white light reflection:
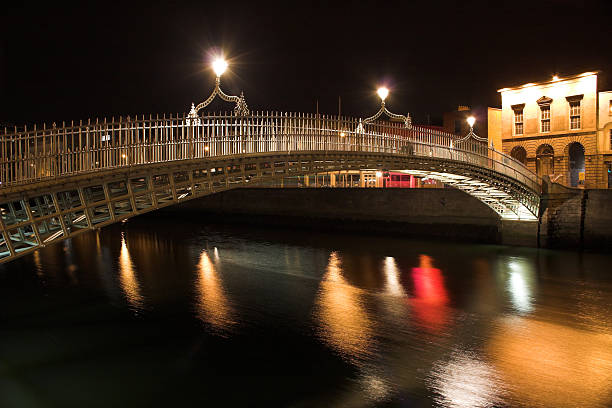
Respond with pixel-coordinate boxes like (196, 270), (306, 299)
(507, 259), (533, 314)
(119, 234), (144, 311)
(196, 250), (235, 335)
(429, 349), (504, 408)
(383, 256), (405, 297)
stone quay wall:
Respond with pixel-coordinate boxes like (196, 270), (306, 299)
(160, 187), (611, 250)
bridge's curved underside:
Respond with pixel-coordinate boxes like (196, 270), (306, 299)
(0, 150), (540, 263)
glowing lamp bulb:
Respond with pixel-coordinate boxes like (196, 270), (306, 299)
(212, 58), (228, 77)
(552, 75), (560, 81)
(467, 116), (476, 128)
(375, 171), (383, 178)
(377, 87), (389, 101)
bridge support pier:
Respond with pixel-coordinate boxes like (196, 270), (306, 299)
(499, 219), (539, 247)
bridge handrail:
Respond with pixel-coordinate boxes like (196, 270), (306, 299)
(0, 112), (540, 193)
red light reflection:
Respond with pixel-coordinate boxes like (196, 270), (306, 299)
(410, 254), (449, 333)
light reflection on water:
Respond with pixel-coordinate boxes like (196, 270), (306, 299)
(428, 348), (504, 408)
(118, 233), (144, 311)
(313, 251), (374, 362)
(506, 257), (535, 314)
(410, 254), (450, 334)
(195, 249), (235, 335)
(488, 316), (612, 407)
(3, 219), (612, 407)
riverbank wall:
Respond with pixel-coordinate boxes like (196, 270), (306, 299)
(159, 186), (612, 250)
(160, 188), (535, 246)
(540, 184), (612, 251)
(162, 184), (612, 251)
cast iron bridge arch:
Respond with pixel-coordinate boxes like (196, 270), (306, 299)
(0, 112), (541, 263)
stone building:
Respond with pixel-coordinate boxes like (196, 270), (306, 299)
(495, 72), (611, 188)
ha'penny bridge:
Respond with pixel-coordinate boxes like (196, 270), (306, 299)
(0, 62), (541, 263)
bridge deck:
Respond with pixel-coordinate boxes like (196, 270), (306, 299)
(0, 112), (541, 263)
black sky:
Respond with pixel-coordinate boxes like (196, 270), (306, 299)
(2, 0), (611, 127)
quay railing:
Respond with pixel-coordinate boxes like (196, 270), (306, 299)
(0, 112), (540, 193)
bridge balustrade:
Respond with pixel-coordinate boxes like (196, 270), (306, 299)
(0, 112), (539, 194)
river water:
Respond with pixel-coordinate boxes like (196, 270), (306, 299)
(2, 215), (612, 407)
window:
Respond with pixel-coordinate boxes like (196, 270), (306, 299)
(541, 106), (550, 132)
(569, 101), (581, 129)
(514, 109), (524, 135)
(609, 100), (612, 116)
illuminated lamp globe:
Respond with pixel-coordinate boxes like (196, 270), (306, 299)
(212, 58), (228, 77)
(377, 87), (389, 102)
(467, 116), (476, 128)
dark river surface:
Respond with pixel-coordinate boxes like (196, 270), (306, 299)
(2, 215), (612, 407)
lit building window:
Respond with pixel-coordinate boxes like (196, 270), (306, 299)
(569, 101), (581, 129)
(541, 106), (550, 132)
(514, 109), (524, 135)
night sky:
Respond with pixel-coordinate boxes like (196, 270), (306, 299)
(2, 1), (610, 127)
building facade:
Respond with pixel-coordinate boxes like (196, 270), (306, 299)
(496, 72), (611, 188)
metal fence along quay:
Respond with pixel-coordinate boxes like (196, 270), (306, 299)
(0, 111), (541, 263)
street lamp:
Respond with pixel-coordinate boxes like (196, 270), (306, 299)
(212, 57), (228, 77)
(456, 115), (488, 144)
(377, 87), (389, 102)
(361, 85), (412, 129)
(467, 116), (475, 130)
(187, 54), (250, 119)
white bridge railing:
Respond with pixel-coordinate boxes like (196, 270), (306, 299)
(0, 112), (540, 193)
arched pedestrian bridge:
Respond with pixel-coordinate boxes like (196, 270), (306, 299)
(0, 112), (540, 263)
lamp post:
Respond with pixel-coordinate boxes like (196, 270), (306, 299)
(188, 55), (250, 120)
(467, 116), (475, 131)
(361, 86), (412, 128)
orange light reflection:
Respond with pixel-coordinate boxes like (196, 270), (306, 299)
(119, 235), (144, 310)
(196, 250), (235, 334)
(314, 252), (373, 361)
(488, 317), (612, 407)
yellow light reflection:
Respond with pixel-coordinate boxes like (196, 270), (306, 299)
(488, 317), (612, 407)
(314, 252), (373, 361)
(119, 235), (144, 310)
(196, 250), (234, 333)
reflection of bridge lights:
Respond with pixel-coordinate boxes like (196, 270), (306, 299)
(509, 272), (532, 313)
(506, 259), (533, 314)
(377, 87), (389, 101)
(411, 254), (449, 332)
(212, 57), (228, 77)
(487, 317), (612, 407)
(384, 256), (405, 297)
(196, 250), (234, 333)
(119, 234), (144, 311)
(428, 349), (503, 408)
(314, 252), (373, 361)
